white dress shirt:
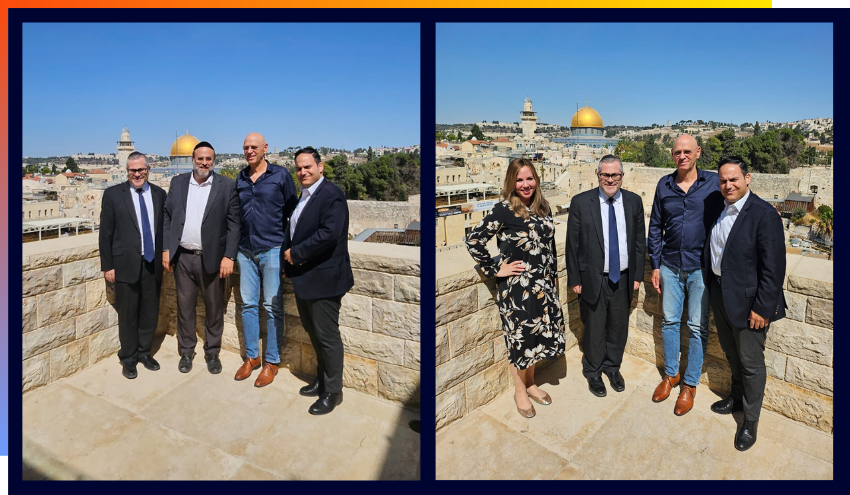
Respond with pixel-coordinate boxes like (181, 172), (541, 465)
(180, 173), (214, 251)
(599, 188), (629, 274)
(710, 189), (751, 276)
(290, 175), (324, 239)
(130, 181), (155, 257)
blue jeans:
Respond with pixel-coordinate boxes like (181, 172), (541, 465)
(238, 247), (283, 363)
(659, 263), (709, 387)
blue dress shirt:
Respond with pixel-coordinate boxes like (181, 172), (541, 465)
(647, 167), (719, 272)
(236, 161), (298, 254)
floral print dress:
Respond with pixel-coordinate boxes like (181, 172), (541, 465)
(465, 200), (565, 369)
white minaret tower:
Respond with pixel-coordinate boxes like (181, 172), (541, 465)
(117, 127), (135, 168)
(520, 97), (538, 139)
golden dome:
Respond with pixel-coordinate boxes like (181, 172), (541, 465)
(570, 103), (603, 129)
(169, 131), (200, 156)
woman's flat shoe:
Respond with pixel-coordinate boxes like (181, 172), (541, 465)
(528, 391), (552, 405)
(515, 396), (536, 418)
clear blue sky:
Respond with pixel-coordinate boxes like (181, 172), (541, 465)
(23, 23), (420, 157)
(437, 23), (832, 127)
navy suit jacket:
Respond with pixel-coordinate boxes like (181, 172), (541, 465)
(703, 191), (787, 329)
(566, 188), (646, 305)
(163, 172), (241, 274)
(282, 178), (354, 300)
(99, 181), (166, 284)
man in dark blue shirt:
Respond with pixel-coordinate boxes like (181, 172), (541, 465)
(648, 134), (720, 416)
(233, 132), (298, 388)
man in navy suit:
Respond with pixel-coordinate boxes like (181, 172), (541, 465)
(163, 141), (240, 374)
(99, 152), (166, 379)
(282, 147), (354, 415)
(704, 157), (787, 452)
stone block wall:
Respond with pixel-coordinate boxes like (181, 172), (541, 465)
(348, 199), (421, 237)
(435, 242), (832, 433)
(435, 239), (582, 430)
(22, 236), (421, 408)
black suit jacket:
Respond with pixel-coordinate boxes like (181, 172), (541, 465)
(281, 178), (354, 300)
(163, 172), (241, 274)
(703, 191), (787, 329)
(99, 181), (166, 284)
(566, 188), (646, 305)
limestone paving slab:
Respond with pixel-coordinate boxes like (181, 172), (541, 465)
(436, 410), (569, 480)
(23, 334), (420, 480)
(23, 383), (137, 464)
(437, 346), (833, 480)
(60, 417), (245, 480)
(63, 344), (194, 413)
(478, 347), (658, 461)
(229, 462), (288, 480)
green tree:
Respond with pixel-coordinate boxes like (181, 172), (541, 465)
(436, 131), (444, 141)
(800, 146), (817, 166)
(641, 138), (665, 167)
(470, 124), (486, 141)
(366, 146), (374, 162)
(447, 133), (457, 142)
(219, 167), (238, 180)
(51, 164), (57, 175)
(753, 122), (761, 136)
(40, 166), (51, 175)
(326, 155), (349, 196)
(65, 157), (80, 173)
(457, 131), (464, 142)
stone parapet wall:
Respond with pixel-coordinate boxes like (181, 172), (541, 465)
(435, 230), (832, 433)
(557, 163), (833, 214)
(22, 235), (421, 408)
(348, 199), (421, 237)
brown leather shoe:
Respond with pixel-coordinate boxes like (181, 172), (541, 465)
(234, 356), (261, 381)
(652, 372), (680, 402)
(254, 362), (279, 388)
(674, 384), (696, 416)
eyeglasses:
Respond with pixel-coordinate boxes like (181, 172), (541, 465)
(673, 149), (698, 157)
(128, 168), (149, 175)
(598, 173), (623, 181)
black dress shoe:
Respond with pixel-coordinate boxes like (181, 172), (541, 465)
(205, 353), (222, 374)
(308, 391), (343, 415)
(122, 362), (138, 379)
(710, 396), (743, 415)
(604, 371), (625, 392)
(178, 352), (196, 373)
(139, 355), (160, 371)
(587, 376), (607, 397)
(299, 378), (323, 397)
(735, 420), (759, 451)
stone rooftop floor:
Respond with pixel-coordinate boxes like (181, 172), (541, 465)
(436, 346), (832, 480)
(23, 334), (420, 480)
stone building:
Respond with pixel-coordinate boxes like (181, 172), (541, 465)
(116, 127), (134, 169)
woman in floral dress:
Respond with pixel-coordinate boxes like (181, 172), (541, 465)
(465, 158), (565, 418)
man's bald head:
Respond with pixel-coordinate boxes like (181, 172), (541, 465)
(671, 133), (701, 172)
(243, 132), (269, 168)
(673, 134), (698, 150)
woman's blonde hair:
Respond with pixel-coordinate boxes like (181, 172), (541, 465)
(501, 158), (550, 219)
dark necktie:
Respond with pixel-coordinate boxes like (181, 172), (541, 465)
(137, 188), (154, 263)
(608, 197), (620, 283)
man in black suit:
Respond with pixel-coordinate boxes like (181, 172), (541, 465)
(282, 147), (354, 415)
(99, 152), (166, 379)
(163, 141), (241, 374)
(566, 155), (646, 397)
(704, 157), (786, 451)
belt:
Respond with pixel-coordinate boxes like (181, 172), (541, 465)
(179, 246), (203, 255)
